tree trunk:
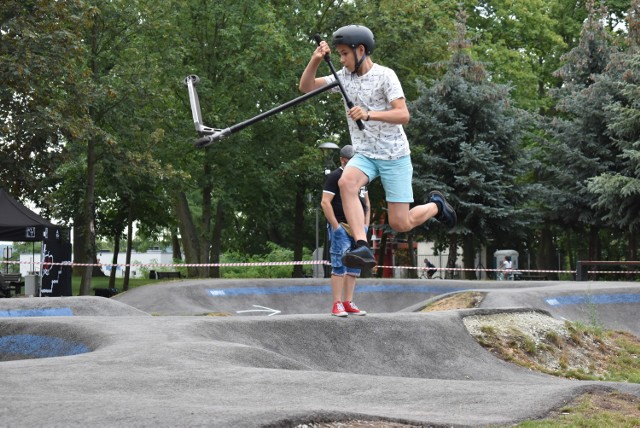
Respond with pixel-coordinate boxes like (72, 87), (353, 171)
(210, 202), (225, 278)
(446, 234), (458, 279)
(537, 223), (558, 280)
(462, 233), (476, 280)
(566, 230), (575, 275)
(79, 137), (97, 296)
(586, 226), (600, 280)
(588, 226), (600, 261)
(200, 183), (213, 278)
(171, 230), (182, 261)
(108, 232), (121, 290)
(629, 231), (638, 280)
(629, 232), (638, 260)
(292, 188), (305, 278)
(175, 191), (201, 277)
(123, 204), (133, 291)
(72, 221), (84, 278)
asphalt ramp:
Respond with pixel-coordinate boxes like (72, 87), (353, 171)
(0, 279), (639, 427)
(476, 282), (640, 335)
(112, 277), (525, 316)
(0, 295), (149, 317)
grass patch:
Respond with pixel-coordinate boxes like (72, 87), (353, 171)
(466, 314), (640, 384)
(511, 390), (640, 427)
(421, 291), (486, 312)
(71, 276), (157, 296)
(458, 313), (640, 428)
(285, 391), (640, 427)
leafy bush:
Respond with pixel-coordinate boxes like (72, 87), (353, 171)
(220, 242), (313, 278)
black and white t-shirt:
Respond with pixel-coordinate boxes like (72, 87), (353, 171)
(324, 63), (410, 160)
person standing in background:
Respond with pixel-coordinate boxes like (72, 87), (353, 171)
(321, 145), (369, 317)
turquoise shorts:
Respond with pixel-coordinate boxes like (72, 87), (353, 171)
(346, 154), (414, 203)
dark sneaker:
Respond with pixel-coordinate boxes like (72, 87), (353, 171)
(342, 301), (367, 316)
(342, 245), (376, 270)
(429, 190), (457, 228)
(360, 266), (373, 278)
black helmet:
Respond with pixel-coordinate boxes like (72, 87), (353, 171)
(332, 25), (375, 55)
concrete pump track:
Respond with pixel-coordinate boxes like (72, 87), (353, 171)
(1, 278), (639, 427)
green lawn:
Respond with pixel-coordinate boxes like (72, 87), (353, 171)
(71, 276), (157, 296)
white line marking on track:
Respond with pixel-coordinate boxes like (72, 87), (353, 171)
(236, 305), (281, 316)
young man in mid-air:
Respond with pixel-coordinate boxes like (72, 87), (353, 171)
(300, 25), (457, 269)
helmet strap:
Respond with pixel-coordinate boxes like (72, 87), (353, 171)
(353, 47), (367, 74)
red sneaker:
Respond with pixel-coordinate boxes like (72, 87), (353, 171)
(342, 301), (367, 316)
(331, 301), (348, 317)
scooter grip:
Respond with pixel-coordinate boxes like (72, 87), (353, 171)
(194, 135), (215, 148)
(346, 101), (366, 131)
(313, 34), (332, 62)
(314, 34), (365, 131)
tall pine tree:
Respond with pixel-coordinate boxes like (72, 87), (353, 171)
(539, 0), (622, 266)
(408, 9), (530, 279)
(588, 0), (640, 258)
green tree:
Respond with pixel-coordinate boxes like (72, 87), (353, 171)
(587, 0), (640, 258)
(7, 0), (637, 282)
(363, 0), (458, 100)
(535, 0), (623, 272)
(174, 0), (353, 277)
(38, 0), (187, 294)
(0, 0), (88, 196)
(463, 0), (572, 112)
(409, 9), (531, 279)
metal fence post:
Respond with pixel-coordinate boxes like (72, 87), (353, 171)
(576, 261), (587, 281)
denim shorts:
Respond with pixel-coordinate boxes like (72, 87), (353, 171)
(328, 224), (363, 277)
(346, 154), (414, 203)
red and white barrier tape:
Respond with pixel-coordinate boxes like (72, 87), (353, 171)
(1, 260), (321, 268)
(2, 260), (639, 275)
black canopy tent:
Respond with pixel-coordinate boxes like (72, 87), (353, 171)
(0, 188), (72, 296)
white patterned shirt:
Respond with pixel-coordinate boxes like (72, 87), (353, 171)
(323, 63), (410, 160)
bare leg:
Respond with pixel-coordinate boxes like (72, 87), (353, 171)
(342, 274), (357, 302)
(338, 166), (369, 242)
(341, 274), (367, 315)
(387, 202), (439, 232)
(331, 274), (344, 302)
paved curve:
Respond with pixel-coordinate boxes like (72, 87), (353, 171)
(0, 278), (638, 427)
(110, 278), (543, 316)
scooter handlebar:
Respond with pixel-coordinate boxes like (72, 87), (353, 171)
(194, 128), (231, 148)
(313, 34), (331, 61)
(313, 34), (365, 131)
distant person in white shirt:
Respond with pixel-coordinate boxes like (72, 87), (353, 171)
(499, 256), (513, 280)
